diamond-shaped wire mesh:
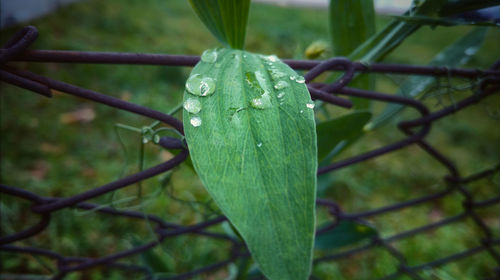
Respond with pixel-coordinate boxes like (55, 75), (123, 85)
(1, 26), (500, 280)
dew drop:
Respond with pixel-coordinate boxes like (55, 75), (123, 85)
(266, 55), (279, 62)
(190, 116), (202, 127)
(270, 68), (286, 80)
(465, 46), (479, 56)
(185, 74), (216, 96)
(257, 142), (263, 148)
(274, 80), (289, 90)
(142, 137), (149, 144)
(306, 102), (315, 109)
(200, 80), (215, 96)
(183, 98), (202, 114)
(251, 91), (272, 109)
(300, 110), (304, 114)
(295, 76), (306, 83)
(277, 92), (285, 99)
(201, 48), (217, 63)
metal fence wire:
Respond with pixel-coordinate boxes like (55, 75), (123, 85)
(1, 26), (500, 280)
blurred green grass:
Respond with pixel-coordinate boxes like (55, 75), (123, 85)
(1, 0), (499, 279)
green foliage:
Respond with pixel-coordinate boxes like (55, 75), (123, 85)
(349, 0), (499, 64)
(369, 27), (488, 129)
(188, 0), (250, 49)
(316, 111), (372, 163)
(392, 15), (500, 27)
(329, 0), (376, 109)
(183, 48), (317, 280)
(349, 0), (445, 63)
(329, 0), (375, 57)
(131, 236), (171, 274)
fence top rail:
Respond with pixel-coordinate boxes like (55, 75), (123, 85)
(12, 49), (500, 78)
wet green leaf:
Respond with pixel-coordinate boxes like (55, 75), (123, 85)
(188, 0), (250, 49)
(315, 220), (377, 250)
(183, 48), (317, 280)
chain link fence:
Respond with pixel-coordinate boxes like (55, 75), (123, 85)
(1, 26), (500, 280)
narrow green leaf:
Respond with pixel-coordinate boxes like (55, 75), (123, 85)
(368, 27), (488, 129)
(329, 0), (376, 57)
(324, 0), (446, 112)
(392, 15), (500, 27)
(329, 0), (376, 109)
(316, 111), (372, 163)
(188, 0), (250, 49)
(349, 0), (447, 63)
(315, 220), (377, 250)
(183, 49), (317, 280)
(353, 0), (499, 64)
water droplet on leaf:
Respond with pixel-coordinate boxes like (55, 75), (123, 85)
(295, 76), (306, 83)
(465, 46), (479, 56)
(270, 68), (286, 80)
(186, 74), (216, 96)
(183, 98), (202, 114)
(251, 91), (272, 109)
(306, 102), (315, 109)
(190, 116), (202, 127)
(277, 92), (285, 99)
(265, 55), (279, 62)
(257, 142), (262, 148)
(201, 48), (218, 63)
(274, 81), (289, 90)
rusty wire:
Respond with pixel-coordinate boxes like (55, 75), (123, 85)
(1, 26), (500, 280)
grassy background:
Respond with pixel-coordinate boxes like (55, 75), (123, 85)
(1, 0), (500, 279)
